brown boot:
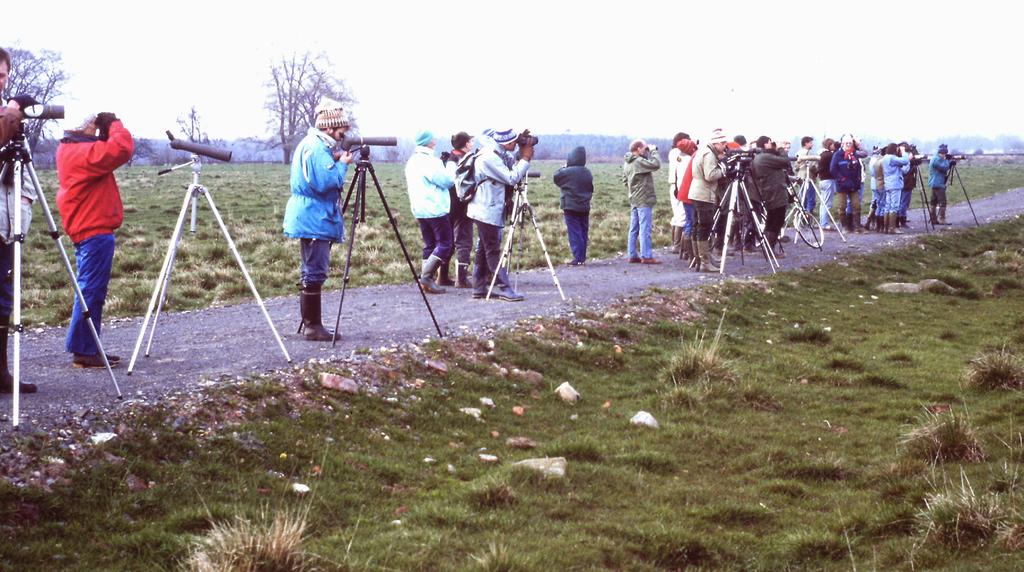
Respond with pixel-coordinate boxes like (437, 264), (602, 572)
(680, 235), (694, 262)
(670, 227), (683, 254)
(696, 240), (717, 273)
(455, 262), (471, 288)
(938, 206), (951, 225)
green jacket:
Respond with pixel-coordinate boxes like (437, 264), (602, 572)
(622, 151), (661, 208)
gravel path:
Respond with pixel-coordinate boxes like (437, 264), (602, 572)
(3, 188), (1022, 434)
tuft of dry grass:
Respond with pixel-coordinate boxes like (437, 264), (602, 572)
(185, 508), (315, 572)
(661, 311), (736, 388)
(900, 408), (986, 464)
(963, 347), (1024, 390)
(918, 470), (1007, 549)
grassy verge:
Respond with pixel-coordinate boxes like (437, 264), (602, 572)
(22, 160), (1024, 325)
(3, 215), (1024, 569)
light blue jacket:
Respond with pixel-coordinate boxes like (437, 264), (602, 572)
(881, 154), (910, 191)
(283, 128), (348, 241)
(466, 136), (530, 227)
(404, 146), (454, 219)
(928, 155), (951, 189)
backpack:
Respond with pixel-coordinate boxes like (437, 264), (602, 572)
(454, 148), (486, 204)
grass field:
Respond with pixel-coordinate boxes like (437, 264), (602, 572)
(2, 216), (1023, 570)
(22, 159), (1024, 326)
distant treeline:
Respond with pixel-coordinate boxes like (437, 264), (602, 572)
(26, 132), (1024, 168)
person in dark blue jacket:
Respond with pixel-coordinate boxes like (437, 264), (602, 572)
(282, 99), (353, 341)
(553, 146), (594, 265)
(829, 136), (864, 233)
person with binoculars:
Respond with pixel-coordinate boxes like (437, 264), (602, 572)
(622, 139), (662, 265)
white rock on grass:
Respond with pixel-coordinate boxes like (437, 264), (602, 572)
(630, 411), (660, 429)
(876, 282), (922, 294)
(513, 457), (567, 478)
(90, 433), (117, 445)
(459, 407), (482, 419)
(554, 382), (581, 404)
(478, 454), (499, 463)
(291, 483), (311, 495)
(479, 397), (496, 408)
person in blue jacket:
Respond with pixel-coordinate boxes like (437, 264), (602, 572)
(829, 135), (865, 233)
(283, 99), (353, 341)
(928, 144), (953, 225)
(880, 143), (912, 234)
(404, 129), (455, 294)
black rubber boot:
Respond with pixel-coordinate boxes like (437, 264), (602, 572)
(455, 263), (471, 289)
(0, 315), (37, 394)
(298, 285), (335, 342)
(437, 260), (455, 287)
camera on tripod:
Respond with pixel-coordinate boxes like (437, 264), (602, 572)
(722, 149), (755, 179)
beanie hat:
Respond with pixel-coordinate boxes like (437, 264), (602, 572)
(314, 99), (349, 130)
(938, 144), (948, 154)
(75, 114), (98, 133)
(451, 131), (472, 149)
(678, 139), (697, 155)
(414, 130), (434, 147)
(490, 128), (517, 145)
(733, 134), (747, 146)
(708, 128), (727, 144)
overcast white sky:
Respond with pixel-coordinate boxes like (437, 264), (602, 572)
(10, 0), (1022, 144)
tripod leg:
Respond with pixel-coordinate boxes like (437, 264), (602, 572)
(201, 190), (292, 363)
(917, 174), (933, 233)
(331, 202), (361, 346)
(128, 188), (193, 374)
(11, 163), (23, 426)
(718, 187), (736, 275)
(487, 210), (519, 301)
(526, 205), (567, 301)
(145, 204), (187, 356)
(954, 167), (980, 226)
(817, 186), (846, 243)
(367, 166), (444, 337)
(25, 164), (122, 395)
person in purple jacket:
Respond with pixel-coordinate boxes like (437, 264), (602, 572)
(829, 135), (865, 233)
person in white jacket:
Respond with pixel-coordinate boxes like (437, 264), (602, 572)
(666, 132), (691, 255)
(404, 130), (455, 294)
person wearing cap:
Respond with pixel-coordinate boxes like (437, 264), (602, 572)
(405, 130), (455, 294)
(283, 99), (353, 341)
(466, 128), (533, 302)
(928, 144), (953, 225)
(0, 47), (40, 392)
(623, 139), (662, 264)
(56, 112), (133, 370)
(689, 129), (729, 272)
(439, 131), (475, 287)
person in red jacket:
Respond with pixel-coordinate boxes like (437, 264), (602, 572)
(56, 113), (133, 368)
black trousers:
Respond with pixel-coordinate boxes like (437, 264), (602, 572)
(694, 200), (717, 241)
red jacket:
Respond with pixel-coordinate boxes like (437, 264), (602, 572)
(56, 121), (133, 243)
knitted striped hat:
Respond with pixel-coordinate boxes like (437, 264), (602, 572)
(314, 99), (349, 130)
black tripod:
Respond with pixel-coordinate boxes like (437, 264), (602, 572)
(330, 145), (443, 345)
(0, 127), (122, 427)
(947, 161), (980, 227)
(913, 164), (934, 233)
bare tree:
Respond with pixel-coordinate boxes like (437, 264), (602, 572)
(1, 47), (69, 149)
(266, 52), (356, 163)
(176, 105), (207, 143)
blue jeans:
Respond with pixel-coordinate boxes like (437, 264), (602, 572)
(682, 203), (695, 236)
(627, 206), (653, 259)
(418, 216), (453, 261)
(802, 180), (818, 213)
(300, 238), (333, 286)
(899, 189), (912, 217)
(818, 179), (836, 227)
(66, 233), (115, 356)
(885, 188), (902, 214)
(563, 210), (589, 263)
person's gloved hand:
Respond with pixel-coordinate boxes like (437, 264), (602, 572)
(519, 144), (534, 161)
(8, 95), (39, 110)
(95, 112), (118, 130)
(440, 151), (451, 163)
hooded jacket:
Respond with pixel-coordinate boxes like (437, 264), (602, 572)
(553, 146), (593, 213)
(752, 149), (792, 210)
(622, 150), (660, 208)
(56, 120), (134, 244)
(404, 145), (454, 219)
(283, 128), (349, 241)
(928, 155), (951, 189)
(688, 144), (725, 204)
(466, 136), (530, 227)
